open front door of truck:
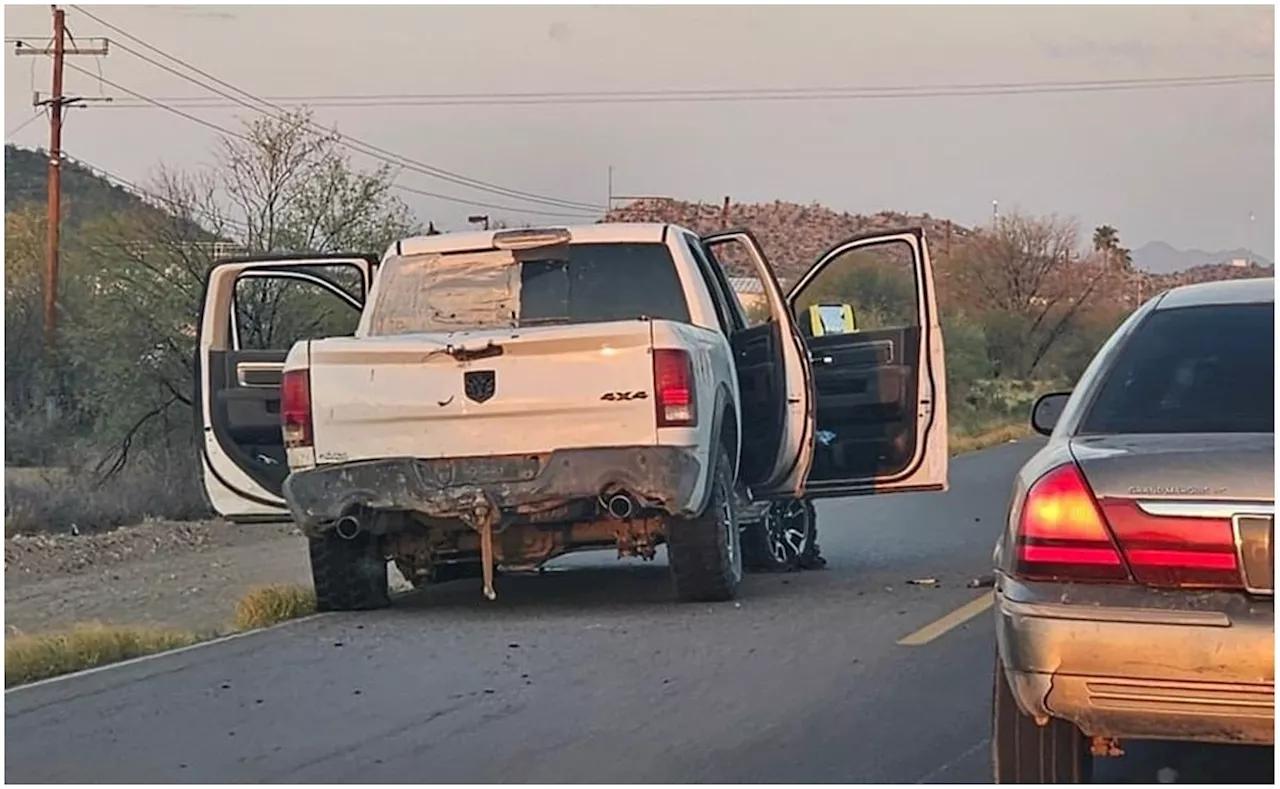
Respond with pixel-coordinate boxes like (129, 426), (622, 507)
(701, 230), (815, 500)
(787, 228), (948, 498)
(197, 254), (376, 523)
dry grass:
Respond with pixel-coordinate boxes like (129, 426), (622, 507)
(5, 585), (319, 689)
(4, 623), (205, 688)
(4, 454), (210, 536)
(232, 584), (317, 631)
(950, 422), (1032, 456)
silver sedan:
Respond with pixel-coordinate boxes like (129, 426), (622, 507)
(991, 277), (1274, 782)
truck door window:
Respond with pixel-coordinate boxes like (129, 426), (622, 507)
(683, 233), (740, 335)
(231, 264), (365, 351)
(791, 243), (919, 333)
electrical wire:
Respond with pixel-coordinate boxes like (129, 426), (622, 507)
(61, 150), (250, 231)
(6, 111), (44, 139)
(97, 72), (1276, 109)
(67, 6), (607, 212)
(52, 59), (600, 220)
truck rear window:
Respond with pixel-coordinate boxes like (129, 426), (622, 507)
(519, 243), (690, 326)
(365, 242), (690, 336)
(1080, 303), (1274, 435)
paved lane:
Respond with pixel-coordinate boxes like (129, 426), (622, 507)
(6, 441), (1272, 783)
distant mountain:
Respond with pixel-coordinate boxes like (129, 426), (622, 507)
(1132, 240), (1272, 274)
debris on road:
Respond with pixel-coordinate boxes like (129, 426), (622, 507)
(967, 574), (996, 589)
(907, 577), (938, 587)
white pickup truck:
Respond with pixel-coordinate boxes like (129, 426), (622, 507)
(197, 223), (948, 608)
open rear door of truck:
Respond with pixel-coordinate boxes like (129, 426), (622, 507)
(196, 254), (376, 523)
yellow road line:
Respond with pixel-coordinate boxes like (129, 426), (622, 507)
(897, 592), (995, 647)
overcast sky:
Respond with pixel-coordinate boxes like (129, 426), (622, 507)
(4, 4), (1274, 255)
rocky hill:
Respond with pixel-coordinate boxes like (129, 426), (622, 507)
(605, 198), (972, 282)
(606, 197), (1273, 297)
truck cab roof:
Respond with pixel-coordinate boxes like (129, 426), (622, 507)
(388, 223), (682, 259)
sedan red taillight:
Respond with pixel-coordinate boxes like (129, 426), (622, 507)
(1013, 463), (1243, 590)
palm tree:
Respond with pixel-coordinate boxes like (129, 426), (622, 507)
(1093, 225), (1121, 269)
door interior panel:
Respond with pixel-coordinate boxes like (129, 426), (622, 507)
(208, 349), (290, 492)
(806, 326), (921, 482)
(732, 322), (787, 485)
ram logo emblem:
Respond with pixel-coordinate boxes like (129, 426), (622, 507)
(464, 370), (496, 403)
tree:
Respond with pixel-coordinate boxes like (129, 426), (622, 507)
(951, 213), (1107, 378)
(34, 108), (422, 474)
(1092, 224), (1129, 272)
(1092, 224), (1119, 253)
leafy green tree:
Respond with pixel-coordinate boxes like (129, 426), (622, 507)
(12, 108), (421, 476)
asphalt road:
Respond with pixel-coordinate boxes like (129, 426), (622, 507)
(6, 440), (1273, 783)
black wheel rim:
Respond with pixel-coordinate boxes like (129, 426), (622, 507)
(767, 500), (810, 564)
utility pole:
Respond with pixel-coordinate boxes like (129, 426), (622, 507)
(13, 7), (109, 365)
(607, 165), (614, 211)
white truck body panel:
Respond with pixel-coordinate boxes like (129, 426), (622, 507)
(301, 321), (664, 464)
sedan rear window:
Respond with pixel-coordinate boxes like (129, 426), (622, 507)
(1080, 302), (1274, 435)
(365, 242), (690, 335)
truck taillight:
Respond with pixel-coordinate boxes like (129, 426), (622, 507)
(1014, 463), (1243, 589)
(281, 368), (313, 449)
(653, 348), (697, 428)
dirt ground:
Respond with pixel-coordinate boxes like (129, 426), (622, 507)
(5, 520), (320, 635)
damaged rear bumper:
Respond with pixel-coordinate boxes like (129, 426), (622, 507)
(996, 576), (1275, 746)
(282, 446), (702, 534)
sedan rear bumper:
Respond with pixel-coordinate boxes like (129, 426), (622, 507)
(995, 577), (1275, 746)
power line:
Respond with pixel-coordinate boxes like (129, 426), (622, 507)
(48, 59), (599, 220)
(65, 6), (606, 212)
(94, 72), (1274, 109)
(5, 110), (44, 138)
(63, 151), (250, 232)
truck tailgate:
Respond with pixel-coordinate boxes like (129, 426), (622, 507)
(307, 321), (658, 462)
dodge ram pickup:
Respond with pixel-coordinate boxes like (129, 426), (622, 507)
(196, 223), (949, 607)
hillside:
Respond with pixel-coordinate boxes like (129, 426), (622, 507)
(606, 198), (971, 282)
(4, 144), (194, 235)
(606, 197), (1273, 294)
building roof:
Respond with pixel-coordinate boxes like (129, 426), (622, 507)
(728, 276), (764, 294)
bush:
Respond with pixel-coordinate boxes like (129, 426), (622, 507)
(4, 451), (210, 536)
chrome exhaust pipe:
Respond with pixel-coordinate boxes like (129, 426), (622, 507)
(605, 493), (635, 520)
(334, 514), (362, 540)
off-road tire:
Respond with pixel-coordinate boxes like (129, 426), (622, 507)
(667, 445), (742, 602)
(993, 658), (1092, 783)
(309, 531), (391, 612)
(742, 499), (811, 572)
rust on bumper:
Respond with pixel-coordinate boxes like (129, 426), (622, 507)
(281, 446), (702, 534)
(995, 576), (1275, 746)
